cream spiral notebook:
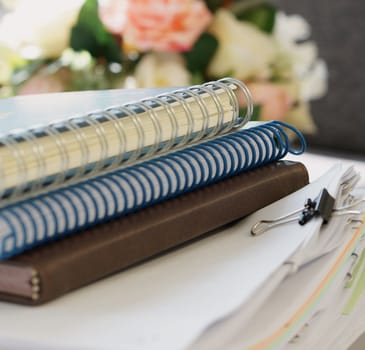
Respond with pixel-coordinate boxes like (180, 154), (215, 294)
(0, 78), (252, 202)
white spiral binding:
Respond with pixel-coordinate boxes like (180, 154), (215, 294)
(0, 77), (253, 202)
(44, 123), (71, 189)
(1, 134), (28, 197)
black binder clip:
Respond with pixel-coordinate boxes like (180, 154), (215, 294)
(298, 188), (335, 225)
(251, 188), (364, 236)
(250, 188), (363, 236)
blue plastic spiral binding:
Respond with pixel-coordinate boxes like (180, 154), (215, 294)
(0, 121), (306, 259)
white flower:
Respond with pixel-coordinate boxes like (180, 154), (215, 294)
(300, 58), (328, 101)
(0, 0), (19, 10)
(274, 11), (311, 45)
(0, 44), (22, 85)
(133, 52), (191, 88)
(274, 11), (328, 101)
(207, 9), (277, 81)
(284, 101), (317, 134)
(0, 49), (13, 85)
(0, 0), (84, 59)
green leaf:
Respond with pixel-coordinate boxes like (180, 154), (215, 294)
(70, 0), (121, 63)
(204, 0), (225, 13)
(240, 104), (261, 121)
(190, 72), (205, 85)
(184, 33), (218, 74)
(235, 3), (277, 33)
(251, 105), (262, 121)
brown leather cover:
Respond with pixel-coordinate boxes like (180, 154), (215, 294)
(0, 161), (308, 305)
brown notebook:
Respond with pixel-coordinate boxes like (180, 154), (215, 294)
(0, 161), (308, 305)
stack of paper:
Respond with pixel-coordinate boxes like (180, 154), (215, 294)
(189, 163), (365, 350)
(0, 163), (363, 350)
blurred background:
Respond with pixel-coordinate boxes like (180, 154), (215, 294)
(0, 1), (365, 349)
(0, 0), (364, 156)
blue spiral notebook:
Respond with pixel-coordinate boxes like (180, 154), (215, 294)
(0, 120), (306, 259)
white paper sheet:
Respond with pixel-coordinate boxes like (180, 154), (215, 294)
(189, 164), (359, 350)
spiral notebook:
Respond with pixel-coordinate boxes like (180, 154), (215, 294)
(0, 119), (306, 259)
(0, 161), (309, 305)
(0, 78), (252, 202)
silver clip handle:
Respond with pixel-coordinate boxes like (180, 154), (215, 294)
(251, 208), (302, 236)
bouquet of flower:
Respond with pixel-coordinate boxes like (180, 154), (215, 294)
(0, 0), (327, 132)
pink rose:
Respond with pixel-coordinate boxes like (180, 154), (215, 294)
(99, 0), (128, 35)
(246, 82), (293, 121)
(100, 0), (212, 52)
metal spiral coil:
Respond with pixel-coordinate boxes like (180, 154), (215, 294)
(0, 77), (253, 202)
